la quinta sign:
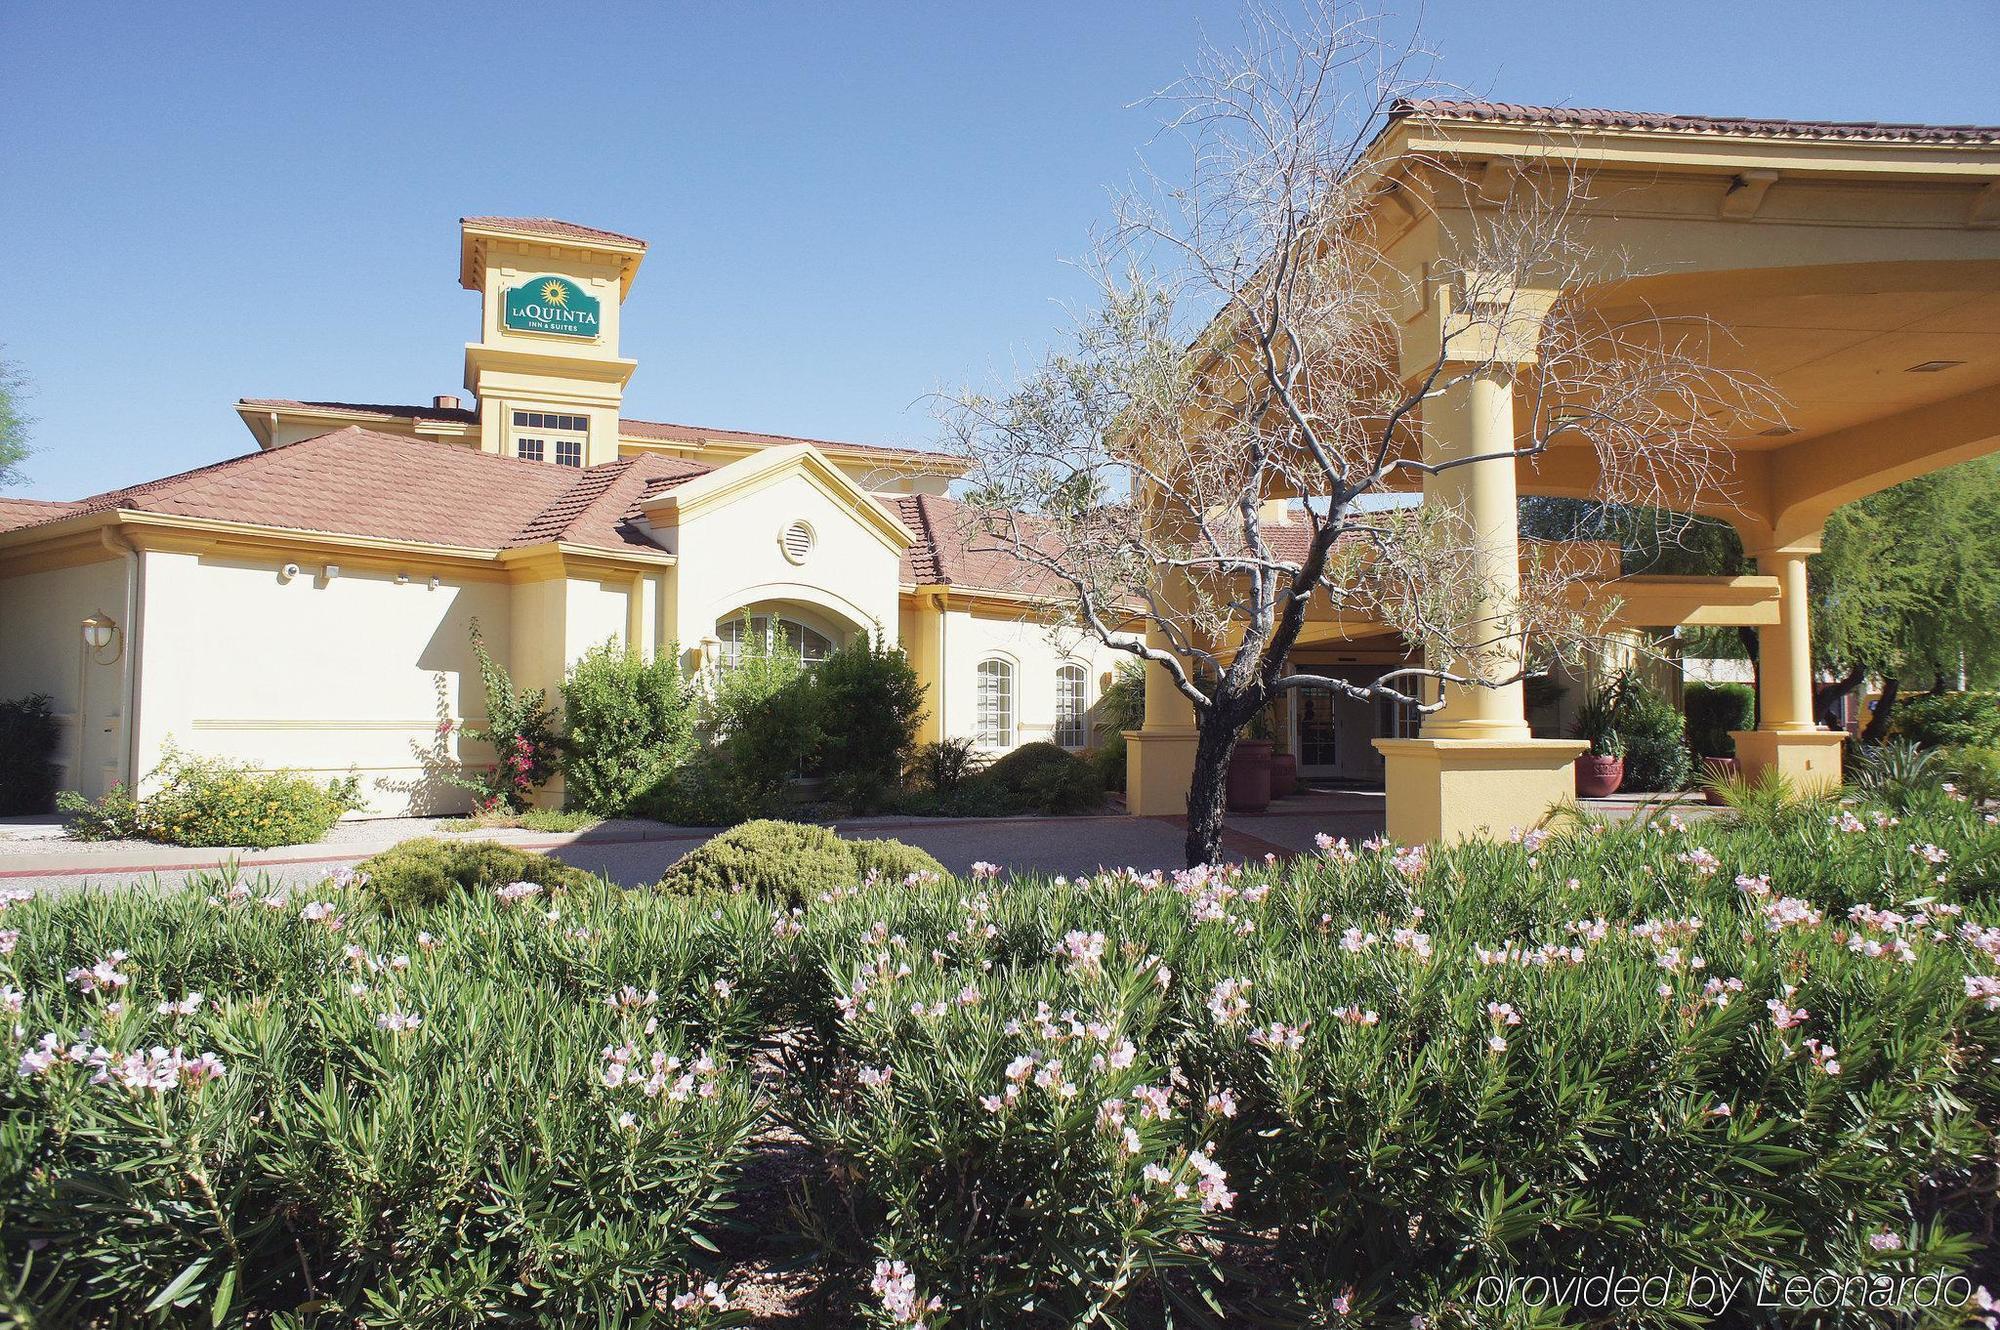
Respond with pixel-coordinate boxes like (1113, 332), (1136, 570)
(502, 276), (602, 338)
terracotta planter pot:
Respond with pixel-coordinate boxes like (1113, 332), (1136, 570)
(1574, 753), (1624, 799)
(1268, 752), (1298, 798)
(1226, 740), (1274, 813)
(1700, 756), (1739, 805)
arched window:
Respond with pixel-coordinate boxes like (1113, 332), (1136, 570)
(975, 658), (1015, 748)
(717, 615), (834, 670)
(1054, 662), (1088, 749)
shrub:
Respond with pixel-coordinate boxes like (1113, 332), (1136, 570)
(1944, 745), (2000, 804)
(631, 748), (765, 827)
(1091, 728), (1128, 793)
(909, 736), (982, 799)
(1683, 680), (1752, 759)
(707, 629), (820, 803)
(847, 835), (947, 885)
(1605, 673), (1692, 791)
(0, 694), (61, 815)
(1098, 657), (1146, 737)
(356, 836), (596, 912)
(560, 639), (698, 816)
(0, 872), (761, 1325)
(73, 742), (363, 848)
(814, 639), (925, 813)
(54, 783), (142, 841)
(1, 793), (1996, 1325)
(658, 818), (859, 904)
(1891, 689), (2000, 750)
(453, 618), (561, 813)
(974, 741), (1106, 814)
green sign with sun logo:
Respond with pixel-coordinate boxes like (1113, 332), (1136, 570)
(501, 275), (602, 338)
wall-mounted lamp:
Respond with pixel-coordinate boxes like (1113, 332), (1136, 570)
(428, 575), (443, 590)
(81, 610), (121, 663)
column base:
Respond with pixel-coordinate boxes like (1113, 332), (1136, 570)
(1374, 737), (1588, 844)
(1730, 729), (1844, 793)
(1125, 727), (1198, 816)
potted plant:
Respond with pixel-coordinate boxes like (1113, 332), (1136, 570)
(1228, 711), (1275, 813)
(1571, 691), (1626, 798)
(1699, 755), (1740, 805)
(1266, 708), (1297, 797)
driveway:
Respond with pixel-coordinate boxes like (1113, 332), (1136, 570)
(0, 788), (1698, 895)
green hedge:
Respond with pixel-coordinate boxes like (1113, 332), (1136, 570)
(0, 695), (60, 816)
(1683, 681), (1753, 760)
(3, 790), (1996, 1325)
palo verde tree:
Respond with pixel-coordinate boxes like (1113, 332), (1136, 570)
(942, 2), (1768, 866)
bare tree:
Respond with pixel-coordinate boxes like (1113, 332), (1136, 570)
(940, 1), (1773, 866)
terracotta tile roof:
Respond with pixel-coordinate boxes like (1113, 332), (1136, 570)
(0, 428), (687, 557)
(508, 453), (711, 550)
(891, 493), (1323, 597)
(1389, 98), (2000, 145)
(240, 398), (964, 467)
(0, 497), (81, 533)
(460, 216), (649, 248)
(620, 417), (966, 467)
(240, 397), (477, 425)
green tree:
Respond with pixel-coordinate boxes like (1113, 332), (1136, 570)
(0, 350), (31, 487)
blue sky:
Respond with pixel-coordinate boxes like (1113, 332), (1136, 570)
(3, 1), (1995, 500)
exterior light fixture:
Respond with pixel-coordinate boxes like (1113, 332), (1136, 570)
(81, 611), (121, 663)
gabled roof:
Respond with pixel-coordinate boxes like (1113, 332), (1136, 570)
(459, 216), (648, 248)
(239, 397), (477, 426)
(0, 428), (707, 557)
(1388, 98), (2000, 146)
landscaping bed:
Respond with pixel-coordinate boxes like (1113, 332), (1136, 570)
(1, 789), (1996, 1326)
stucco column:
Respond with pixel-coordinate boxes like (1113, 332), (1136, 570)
(1420, 365), (1531, 740)
(1732, 537), (1843, 790)
(1126, 621), (1201, 815)
(1373, 360), (1583, 842)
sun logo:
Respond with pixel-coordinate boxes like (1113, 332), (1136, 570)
(539, 280), (569, 307)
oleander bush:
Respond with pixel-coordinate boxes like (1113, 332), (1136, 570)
(2, 787), (1997, 1326)
(0, 694), (61, 816)
(354, 835), (597, 912)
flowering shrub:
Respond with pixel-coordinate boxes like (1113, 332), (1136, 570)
(60, 741), (361, 847)
(1, 791), (1996, 1325)
(452, 619), (562, 813)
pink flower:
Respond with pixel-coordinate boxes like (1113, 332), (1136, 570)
(1767, 999), (1809, 1030)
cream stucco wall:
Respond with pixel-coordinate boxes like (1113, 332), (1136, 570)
(134, 549), (514, 814)
(663, 468), (903, 652)
(0, 554), (132, 798)
(924, 606), (1131, 755)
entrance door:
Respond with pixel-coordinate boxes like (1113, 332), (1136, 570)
(1295, 688), (1340, 775)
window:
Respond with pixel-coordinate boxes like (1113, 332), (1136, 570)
(510, 409), (587, 467)
(716, 615), (834, 670)
(1054, 663), (1088, 749)
(976, 658), (1015, 748)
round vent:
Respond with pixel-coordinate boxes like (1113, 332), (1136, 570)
(780, 519), (815, 564)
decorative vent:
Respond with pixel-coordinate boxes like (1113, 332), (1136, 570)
(780, 520), (815, 564)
